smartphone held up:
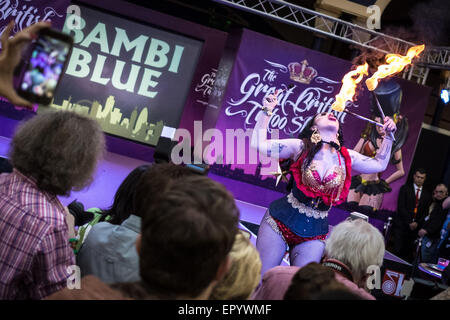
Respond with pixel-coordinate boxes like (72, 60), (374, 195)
(17, 28), (73, 106)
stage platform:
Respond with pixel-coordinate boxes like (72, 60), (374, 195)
(0, 135), (408, 267)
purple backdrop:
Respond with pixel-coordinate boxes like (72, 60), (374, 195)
(209, 29), (431, 212)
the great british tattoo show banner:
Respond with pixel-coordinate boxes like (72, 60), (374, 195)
(210, 29), (431, 213)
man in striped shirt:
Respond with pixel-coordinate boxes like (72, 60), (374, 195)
(0, 21), (105, 299)
(0, 170), (75, 299)
(0, 111), (105, 299)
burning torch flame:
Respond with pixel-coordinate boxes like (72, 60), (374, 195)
(365, 44), (425, 91)
(331, 63), (368, 112)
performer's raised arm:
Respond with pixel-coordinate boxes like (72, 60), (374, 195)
(250, 93), (303, 160)
(348, 117), (397, 174)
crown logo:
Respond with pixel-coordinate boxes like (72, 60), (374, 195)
(288, 60), (318, 84)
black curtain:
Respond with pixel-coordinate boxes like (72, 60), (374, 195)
(408, 127), (450, 190)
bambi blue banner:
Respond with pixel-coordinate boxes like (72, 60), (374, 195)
(52, 4), (203, 146)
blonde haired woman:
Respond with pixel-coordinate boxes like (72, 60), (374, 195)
(210, 231), (262, 300)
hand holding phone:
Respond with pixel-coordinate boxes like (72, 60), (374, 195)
(0, 20), (51, 108)
(17, 27), (73, 106)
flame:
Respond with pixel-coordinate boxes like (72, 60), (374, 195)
(331, 63), (368, 112)
(366, 44), (425, 91)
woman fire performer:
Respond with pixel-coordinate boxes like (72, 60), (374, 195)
(251, 91), (397, 276)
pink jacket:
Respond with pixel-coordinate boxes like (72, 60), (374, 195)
(251, 266), (375, 300)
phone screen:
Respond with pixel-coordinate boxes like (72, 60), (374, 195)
(438, 258), (449, 270)
(19, 31), (71, 103)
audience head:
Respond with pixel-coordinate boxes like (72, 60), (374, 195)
(134, 162), (196, 216)
(104, 164), (150, 225)
(10, 111), (105, 196)
(283, 262), (348, 300)
(311, 288), (364, 300)
(432, 184), (448, 202)
(325, 219), (385, 286)
(413, 168), (426, 187)
(210, 231), (261, 300)
(137, 174), (240, 299)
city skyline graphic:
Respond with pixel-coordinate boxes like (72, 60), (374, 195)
(50, 95), (164, 146)
(210, 162), (288, 193)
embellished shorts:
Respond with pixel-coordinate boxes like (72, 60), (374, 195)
(264, 213), (327, 247)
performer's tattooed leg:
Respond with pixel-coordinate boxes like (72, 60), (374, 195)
(256, 210), (288, 278)
(289, 240), (325, 268)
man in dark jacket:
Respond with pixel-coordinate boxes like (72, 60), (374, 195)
(392, 169), (432, 262)
(418, 184), (449, 263)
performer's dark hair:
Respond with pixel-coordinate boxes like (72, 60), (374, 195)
(297, 113), (344, 170)
(283, 113), (344, 192)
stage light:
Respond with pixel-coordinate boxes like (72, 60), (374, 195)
(441, 89), (449, 104)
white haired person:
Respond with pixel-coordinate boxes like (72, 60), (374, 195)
(323, 218), (385, 294)
(251, 91), (396, 276)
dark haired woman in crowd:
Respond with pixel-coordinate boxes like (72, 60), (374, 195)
(75, 164), (150, 284)
(100, 164), (151, 225)
(251, 91), (396, 276)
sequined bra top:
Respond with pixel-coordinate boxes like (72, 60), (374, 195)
(301, 159), (346, 199)
(290, 146), (352, 206)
